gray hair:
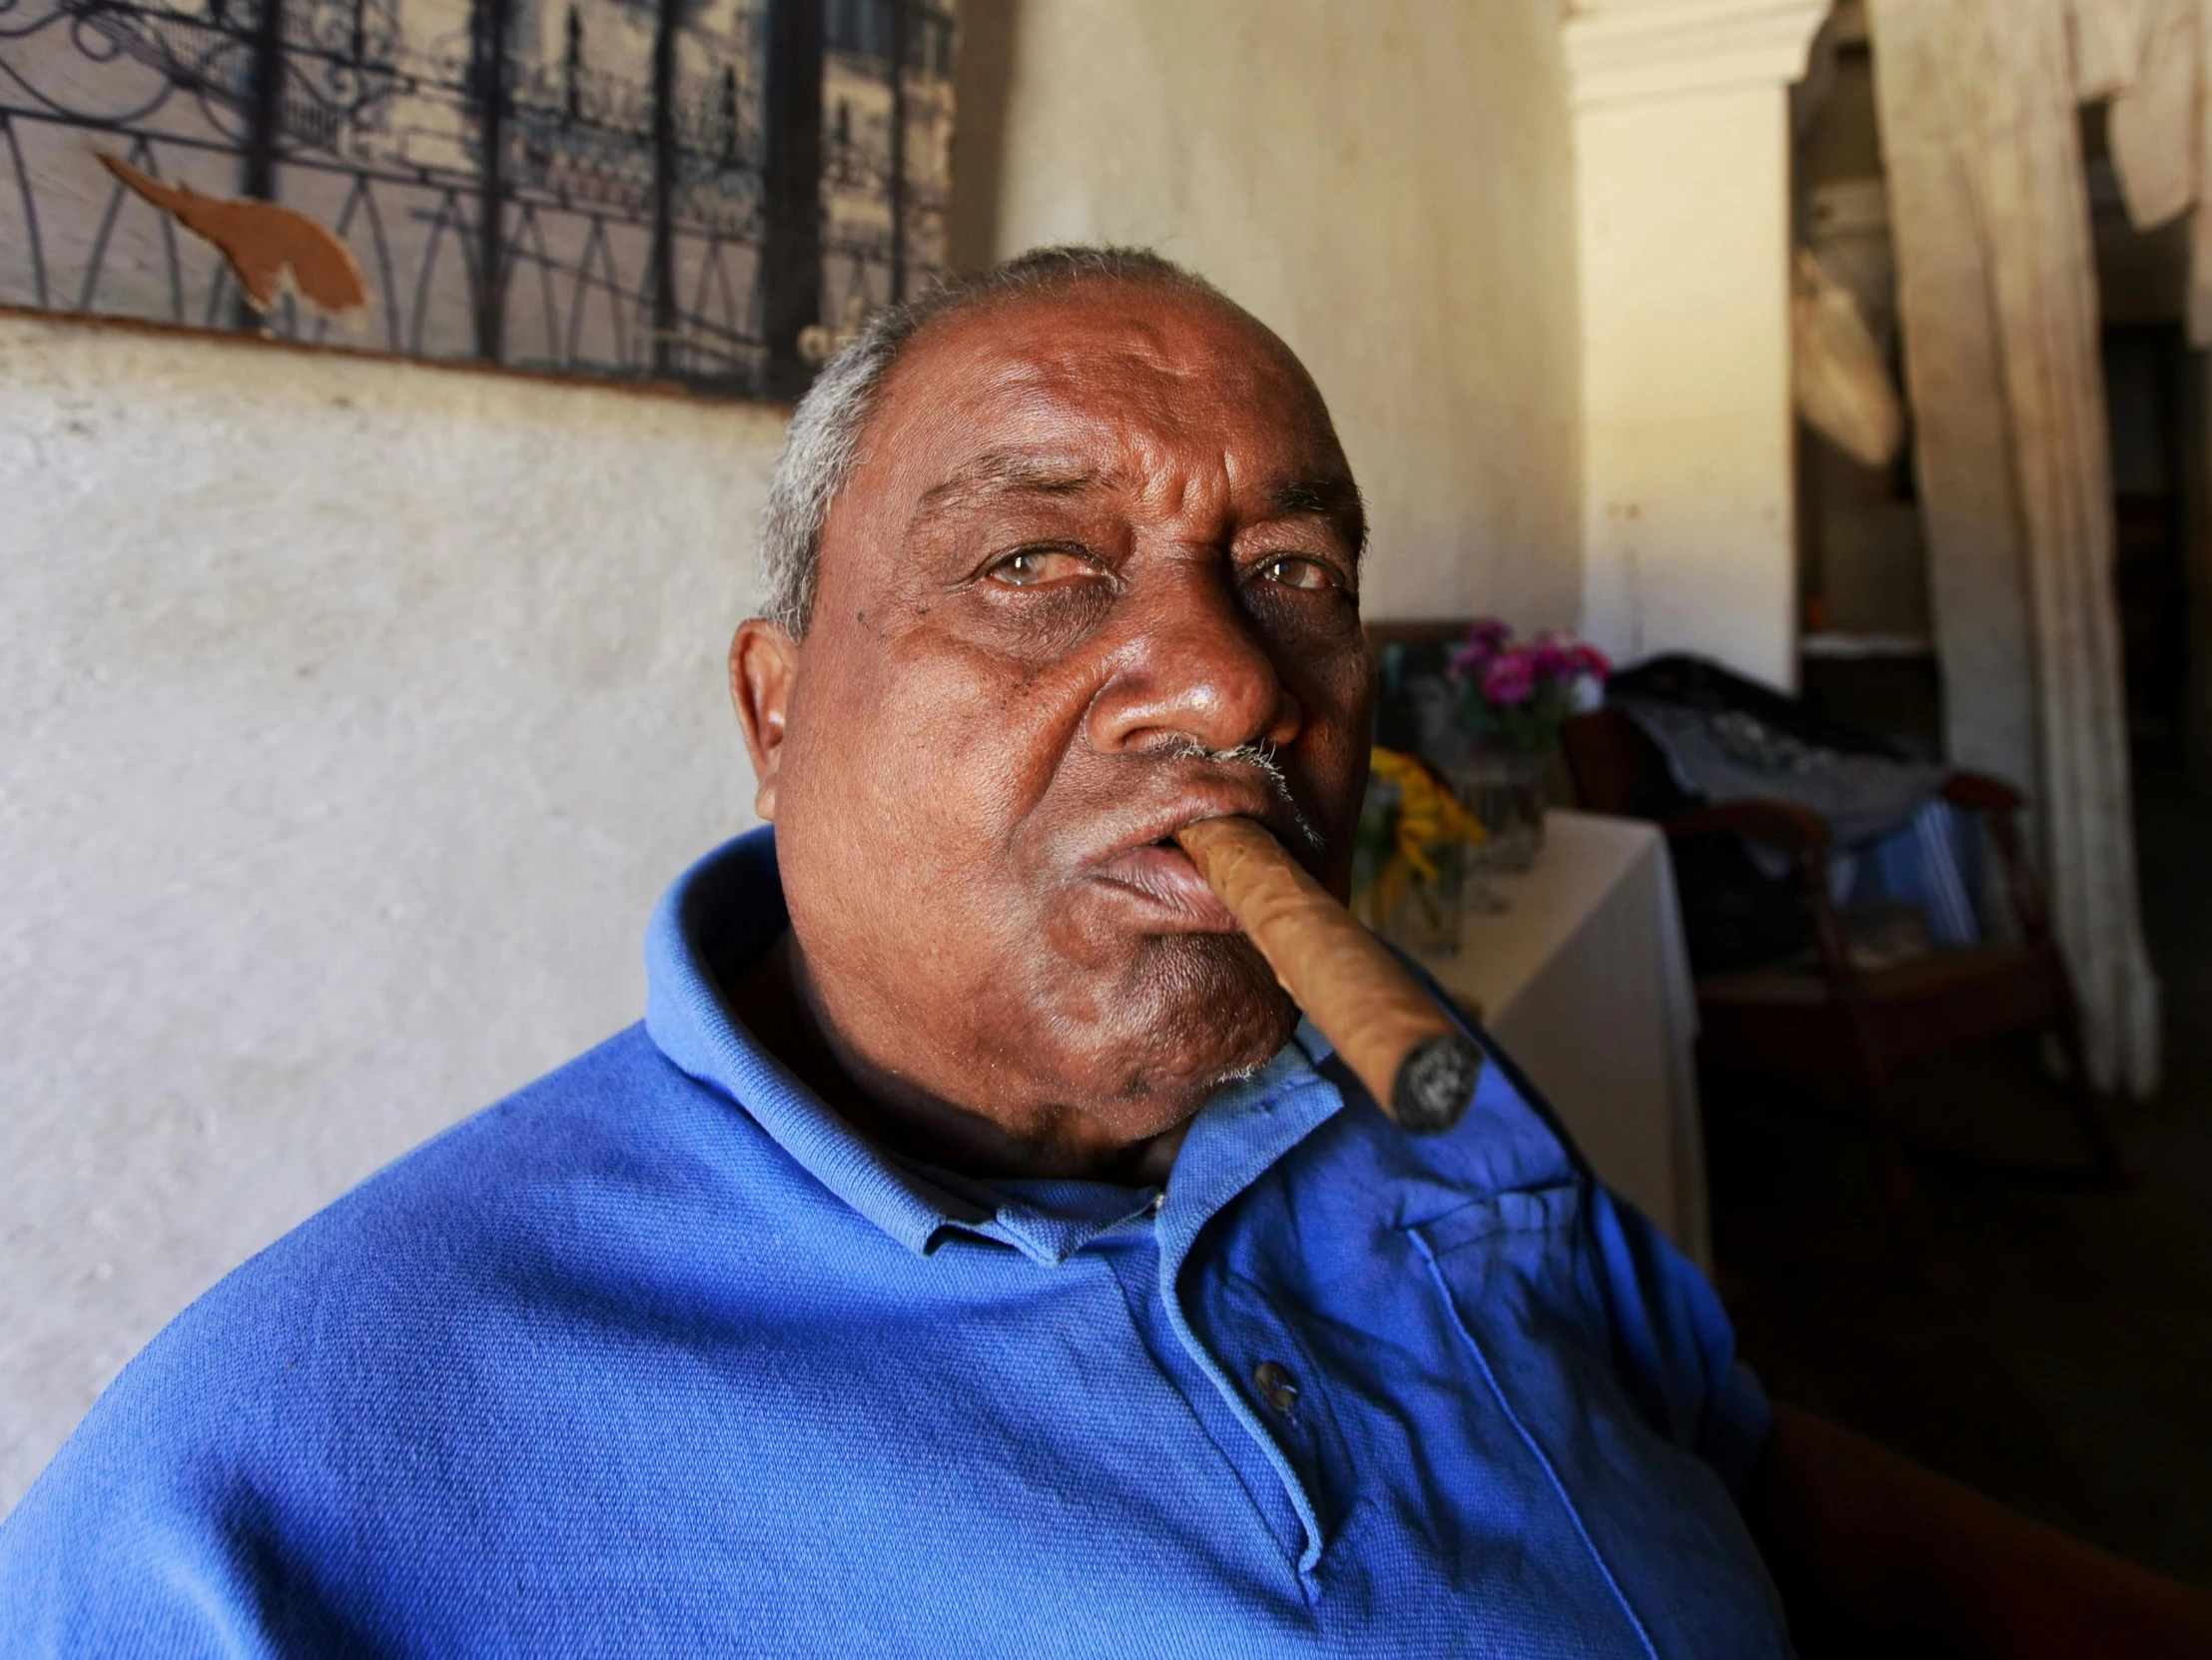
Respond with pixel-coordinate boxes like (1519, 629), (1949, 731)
(755, 246), (1242, 636)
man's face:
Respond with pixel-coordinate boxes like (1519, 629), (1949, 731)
(734, 281), (1374, 1165)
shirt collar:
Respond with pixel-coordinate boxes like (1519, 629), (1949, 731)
(643, 829), (1346, 1264)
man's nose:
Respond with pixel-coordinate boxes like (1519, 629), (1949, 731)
(1085, 562), (1304, 757)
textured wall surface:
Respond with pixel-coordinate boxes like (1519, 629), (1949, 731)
(983, 0), (1584, 628)
(0, 317), (778, 1507)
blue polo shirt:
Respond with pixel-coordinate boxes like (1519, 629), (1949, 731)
(0, 829), (1792, 1656)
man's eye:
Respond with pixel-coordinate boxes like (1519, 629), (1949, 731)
(988, 547), (1098, 587)
(1256, 554), (1342, 592)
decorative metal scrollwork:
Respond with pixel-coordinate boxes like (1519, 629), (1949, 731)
(1, 0), (955, 395)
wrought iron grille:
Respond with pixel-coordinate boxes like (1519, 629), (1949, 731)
(0, 0), (953, 395)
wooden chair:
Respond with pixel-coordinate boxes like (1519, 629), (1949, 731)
(1560, 708), (2121, 1228)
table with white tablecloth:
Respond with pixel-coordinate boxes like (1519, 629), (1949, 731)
(1423, 810), (1711, 1269)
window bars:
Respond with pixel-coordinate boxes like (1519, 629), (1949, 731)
(0, 0), (954, 395)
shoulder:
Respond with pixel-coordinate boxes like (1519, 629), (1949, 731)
(183, 1023), (741, 1322)
(6, 1025), (675, 1433)
(0, 1024), (819, 1639)
(48, 1020), (815, 1416)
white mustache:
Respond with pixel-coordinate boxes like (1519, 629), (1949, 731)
(1153, 736), (1325, 857)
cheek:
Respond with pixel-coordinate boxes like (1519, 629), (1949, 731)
(1301, 659), (1377, 794)
(1292, 657), (1376, 888)
(777, 632), (1084, 915)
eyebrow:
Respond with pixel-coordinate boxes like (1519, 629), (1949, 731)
(906, 450), (1367, 558)
(909, 451), (1105, 533)
(1267, 473), (1368, 561)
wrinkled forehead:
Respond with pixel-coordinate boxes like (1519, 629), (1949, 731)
(852, 282), (1358, 532)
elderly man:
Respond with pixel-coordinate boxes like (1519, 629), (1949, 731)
(4, 248), (2206, 1658)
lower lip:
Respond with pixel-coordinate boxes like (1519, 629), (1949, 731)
(1094, 843), (1241, 931)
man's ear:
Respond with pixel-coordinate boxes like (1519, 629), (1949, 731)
(729, 619), (800, 822)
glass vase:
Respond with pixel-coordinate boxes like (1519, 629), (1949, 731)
(1350, 844), (1466, 960)
(1452, 747), (1549, 875)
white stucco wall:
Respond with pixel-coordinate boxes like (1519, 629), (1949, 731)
(985, 0), (1584, 628)
(0, 317), (778, 1508)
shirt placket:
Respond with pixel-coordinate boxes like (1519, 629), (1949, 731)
(1091, 1225), (1316, 1577)
(1147, 1065), (1348, 1583)
(1182, 1260), (1348, 1554)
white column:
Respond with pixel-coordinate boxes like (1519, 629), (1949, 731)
(1568, 0), (1832, 689)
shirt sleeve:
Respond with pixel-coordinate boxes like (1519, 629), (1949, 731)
(0, 1250), (357, 1660)
(0, 1424), (291, 1659)
(1583, 1180), (1773, 1505)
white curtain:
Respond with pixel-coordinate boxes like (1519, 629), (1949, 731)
(1868, 0), (2163, 1098)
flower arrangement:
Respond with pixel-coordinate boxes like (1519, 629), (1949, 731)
(1445, 618), (1611, 754)
(1352, 747), (1486, 952)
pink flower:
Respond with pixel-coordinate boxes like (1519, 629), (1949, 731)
(1481, 649), (1536, 707)
(1447, 617), (1515, 682)
(1531, 636), (1575, 681)
(1572, 642), (1612, 683)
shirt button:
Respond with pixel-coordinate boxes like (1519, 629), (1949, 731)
(1251, 1360), (1299, 1414)
(1146, 1193), (1164, 1215)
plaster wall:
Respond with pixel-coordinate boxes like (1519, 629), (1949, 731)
(982, 0), (1584, 628)
(0, 317), (777, 1507)
(1576, 82), (1801, 688)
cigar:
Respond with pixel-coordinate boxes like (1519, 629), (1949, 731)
(1173, 815), (1482, 1134)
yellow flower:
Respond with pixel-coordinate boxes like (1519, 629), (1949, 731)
(1365, 748), (1485, 920)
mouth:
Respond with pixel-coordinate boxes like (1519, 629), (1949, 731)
(1095, 837), (1242, 931)
(1090, 787), (1318, 934)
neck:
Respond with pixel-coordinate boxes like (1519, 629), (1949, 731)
(720, 931), (1188, 1185)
